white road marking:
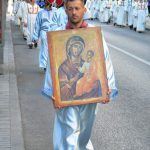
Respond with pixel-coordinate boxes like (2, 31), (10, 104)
(108, 43), (150, 66)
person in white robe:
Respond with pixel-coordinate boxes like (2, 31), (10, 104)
(116, 0), (126, 26)
(94, 0), (101, 19)
(88, 0), (95, 18)
(17, 0), (24, 33)
(42, 0), (118, 149)
(84, 6), (92, 20)
(85, 0), (92, 10)
(123, 0), (128, 26)
(110, 0), (119, 25)
(13, 0), (21, 26)
(90, 0), (98, 19)
(89, 0), (95, 18)
(84, 0), (93, 20)
(127, 0), (134, 29)
(17, 0), (29, 39)
(98, 0), (105, 22)
(32, 0), (57, 70)
(105, 0), (112, 23)
(50, 0), (68, 29)
(7, 0), (14, 16)
(133, 0), (138, 30)
(24, 0), (40, 48)
(136, 0), (148, 32)
(98, 0), (111, 23)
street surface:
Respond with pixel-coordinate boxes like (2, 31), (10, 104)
(12, 20), (150, 150)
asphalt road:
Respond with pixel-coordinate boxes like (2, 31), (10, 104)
(88, 20), (150, 150)
(12, 20), (150, 150)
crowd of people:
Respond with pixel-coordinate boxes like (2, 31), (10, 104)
(13, 0), (150, 50)
(86, 0), (149, 32)
(12, 0), (92, 70)
(13, 0), (150, 53)
(13, 0), (150, 149)
(12, 0), (118, 149)
(13, 0), (54, 70)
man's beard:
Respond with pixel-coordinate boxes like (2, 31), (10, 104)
(70, 18), (81, 25)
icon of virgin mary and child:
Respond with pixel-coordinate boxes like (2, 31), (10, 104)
(58, 35), (102, 101)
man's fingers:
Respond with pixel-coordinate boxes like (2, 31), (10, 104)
(50, 96), (62, 109)
(101, 98), (110, 104)
(50, 96), (55, 101)
(107, 89), (111, 97)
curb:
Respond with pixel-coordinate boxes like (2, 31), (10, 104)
(4, 15), (25, 150)
(146, 17), (150, 30)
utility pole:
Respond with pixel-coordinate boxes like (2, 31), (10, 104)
(0, 0), (7, 74)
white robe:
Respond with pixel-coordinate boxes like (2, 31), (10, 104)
(98, 0), (105, 22)
(104, 0), (111, 23)
(84, 7), (92, 20)
(85, 0), (92, 10)
(116, 0), (126, 26)
(90, 0), (99, 19)
(127, 0), (134, 26)
(133, 1), (138, 29)
(89, 0), (96, 16)
(98, 0), (111, 23)
(13, 0), (20, 26)
(17, 1), (28, 37)
(32, 7), (57, 69)
(110, 0), (119, 24)
(136, 2), (148, 32)
(7, 0), (13, 15)
(124, 0), (128, 26)
(42, 23), (118, 150)
(24, 3), (40, 45)
(51, 6), (68, 30)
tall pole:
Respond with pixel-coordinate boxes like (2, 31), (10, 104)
(0, 0), (2, 44)
(0, 0), (7, 67)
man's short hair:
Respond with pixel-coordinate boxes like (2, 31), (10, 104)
(65, 0), (85, 5)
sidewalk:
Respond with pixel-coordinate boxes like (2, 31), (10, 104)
(0, 15), (24, 150)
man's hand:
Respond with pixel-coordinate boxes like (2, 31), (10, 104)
(50, 96), (62, 109)
(101, 98), (110, 104)
(101, 89), (111, 104)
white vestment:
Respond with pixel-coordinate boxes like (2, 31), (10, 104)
(116, 0), (126, 26)
(110, 0), (119, 24)
(24, 3), (40, 45)
(32, 7), (57, 68)
(13, 0), (21, 26)
(42, 23), (118, 150)
(136, 1), (148, 32)
(133, 1), (138, 29)
(17, 1), (28, 37)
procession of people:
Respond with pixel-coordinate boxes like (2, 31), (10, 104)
(13, 0), (150, 42)
(11, 0), (149, 149)
(11, 0), (149, 76)
(86, 0), (149, 32)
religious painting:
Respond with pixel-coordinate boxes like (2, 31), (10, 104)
(47, 27), (109, 108)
